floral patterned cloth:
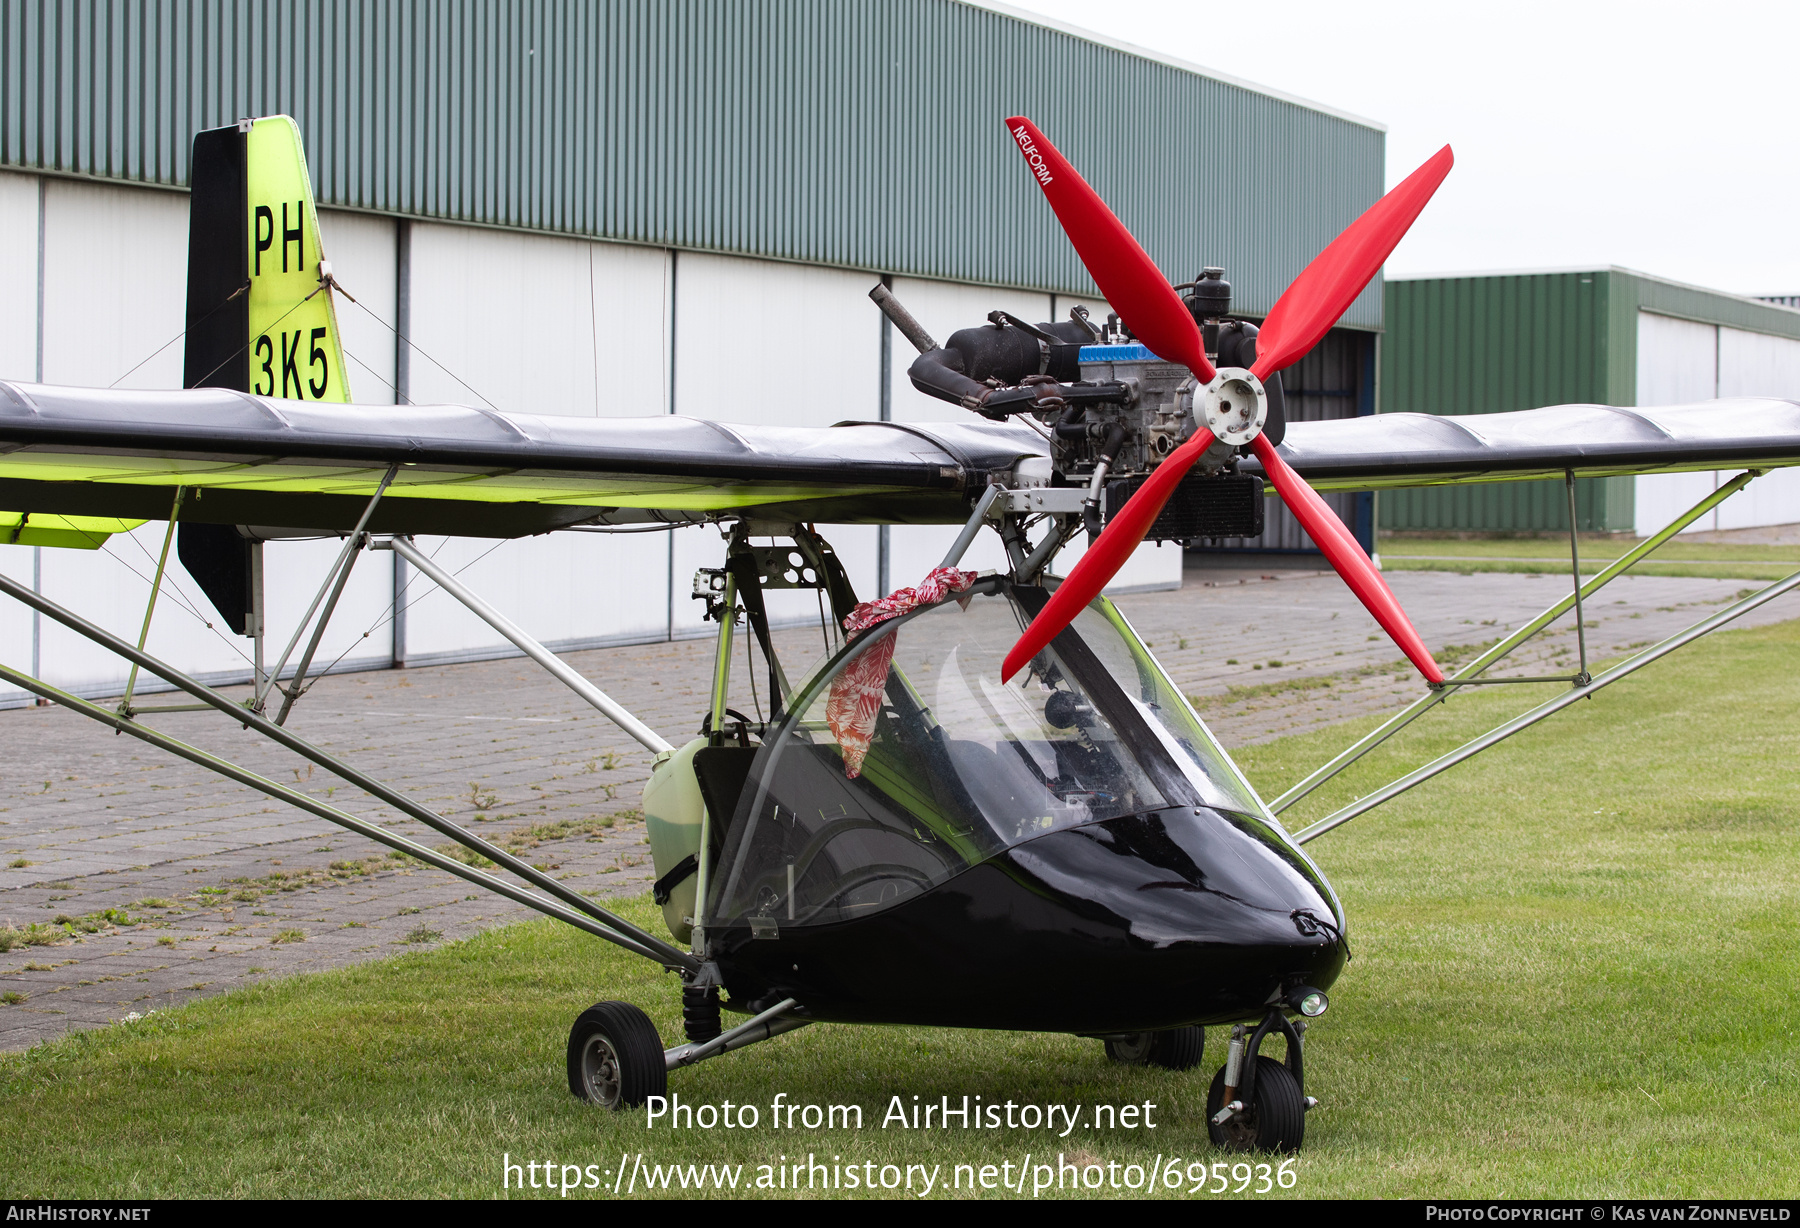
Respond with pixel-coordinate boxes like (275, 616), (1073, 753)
(825, 566), (977, 777)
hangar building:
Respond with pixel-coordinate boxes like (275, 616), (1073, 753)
(0, 0), (1387, 704)
(1381, 268), (1800, 537)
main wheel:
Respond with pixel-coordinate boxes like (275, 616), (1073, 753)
(1102, 1026), (1204, 1069)
(567, 1001), (667, 1109)
(1103, 1033), (1158, 1064)
(1206, 1055), (1305, 1153)
(1149, 1025), (1205, 1071)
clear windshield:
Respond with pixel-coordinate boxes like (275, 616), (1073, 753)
(1080, 599), (1268, 818)
(709, 581), (1260, 929)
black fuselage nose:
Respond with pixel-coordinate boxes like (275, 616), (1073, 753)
(716, 806), (1346, 1031)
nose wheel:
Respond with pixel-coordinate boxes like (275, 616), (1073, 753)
(1206, 1010), (1313, 1153)
(1207, 1055), (1304, 1152)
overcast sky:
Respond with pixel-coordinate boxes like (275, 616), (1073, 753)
(1004, 0), (1800, 296)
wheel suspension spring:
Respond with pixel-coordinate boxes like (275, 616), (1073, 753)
(683, 984), (722, 1043)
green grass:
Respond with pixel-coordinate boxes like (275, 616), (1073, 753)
(1384, 556), (1795, 581)
(1192, 671), (1342, 709)
(1381, 534), (1800, 580)
(3, 622), (1799, 1198)
(0, 923), (66, 952)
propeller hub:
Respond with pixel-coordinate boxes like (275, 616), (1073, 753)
(1198, 367), (1267, 447)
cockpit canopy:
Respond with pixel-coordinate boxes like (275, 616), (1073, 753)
(710, 578), (1275, 929)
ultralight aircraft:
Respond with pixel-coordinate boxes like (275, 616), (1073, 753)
(2, 115), (1796, 1153)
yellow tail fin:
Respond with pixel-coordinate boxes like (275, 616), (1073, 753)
(184, 115), (349, 403)
(244, 116), (349, 402)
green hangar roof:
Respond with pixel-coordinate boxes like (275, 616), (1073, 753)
(0, 0), (1387, 323)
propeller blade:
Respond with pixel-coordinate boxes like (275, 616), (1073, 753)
(1251, 434), (1443, 684)
(1251, 146), (1453, 381)
(1001, 428), (1218, 683)
(1005, 117), (1215, 382)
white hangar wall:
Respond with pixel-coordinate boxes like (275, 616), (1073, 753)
(1634, 311), (1800, 535)
(667, 253), (885, 639)
(324, 211), (399, 405)
(0, 172), (1178, 707)
(396, 222), (675, 666)
(0, 174), (38, 705)
(0, 174), (394, 707)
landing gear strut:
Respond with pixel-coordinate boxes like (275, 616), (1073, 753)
(1206, 1010), (1311, 1152)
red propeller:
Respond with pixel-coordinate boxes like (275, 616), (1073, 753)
(999, 118), (1450, 686)
(1004, 120), (1215, 383)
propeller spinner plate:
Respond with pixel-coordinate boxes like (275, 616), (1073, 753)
(1200, 367), (1268, 447)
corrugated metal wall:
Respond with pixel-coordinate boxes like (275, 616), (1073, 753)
(0, 0), (1386, 319)
(1381, 268), (1800, 535)
(1632, 272), (1800, 344)
(1380, 270), (1635, 533)
(1202, 328), (1372, 551)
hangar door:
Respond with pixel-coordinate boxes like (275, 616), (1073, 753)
(1193, 327), (1376, 554)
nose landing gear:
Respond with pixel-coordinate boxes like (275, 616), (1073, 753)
(1206, 1010), (1312, 1152)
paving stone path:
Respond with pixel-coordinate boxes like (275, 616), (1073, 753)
(1, 556), (1792, 1051)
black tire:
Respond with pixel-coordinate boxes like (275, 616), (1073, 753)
(1103, 1026), (1204, 1069)
(1149, 1026), (1205, 1071)
(567, 1001), (667, 1109)
(1103, 1033), (1158, 1064)
(1206, 1055), (1305, 1153)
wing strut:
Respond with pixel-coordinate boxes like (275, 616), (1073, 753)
(0, 568), (697, 971)
(383, 535), (673, 755)
(0, 659), (672, 961)
(1293, 563), (1800, 845)
(268, 463), (399, 724)
(1271, 469), (1765, 816)
(118, 487), (188, 718)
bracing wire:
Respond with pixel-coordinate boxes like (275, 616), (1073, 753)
(107, 330), (188, 390)
(120, 530), (231, 633)
(39, 269), (542, 698)
(105, 281), (249, 390)
(340, 344), (401, 401)
(103, 532), (259, 674)
(187, 284), (327, 393)
(53, 271), (645, 703)
(341, 292), (504, 413)
(301, 535), (512, 689)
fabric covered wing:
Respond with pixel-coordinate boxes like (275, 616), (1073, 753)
(1257, 398), (1800, 490)
(3, 380), (1798, 536)
(0, 380), (1045, 535)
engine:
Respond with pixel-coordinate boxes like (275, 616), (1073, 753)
(876, 269), (1282, 543)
